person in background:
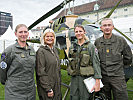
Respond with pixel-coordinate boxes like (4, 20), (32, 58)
(94, 18), (132, 100)
(67, 24), (102, 100)
(0, 24), (36, 100)
(36, 28), (62, 100)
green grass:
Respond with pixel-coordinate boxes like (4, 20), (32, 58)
(0, 70), (70, 100)
(1, 70), (133, 100)
(127, 79), (133, 100)
(0, 52), (133, 100)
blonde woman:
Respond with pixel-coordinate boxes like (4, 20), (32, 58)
(36, 28), (61, 100)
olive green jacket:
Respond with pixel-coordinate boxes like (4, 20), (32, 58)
(0, 42), (36, 100)
(68, 40), (102, 79)
(36, 45), (61, 100)
(95, 34), (132, 77)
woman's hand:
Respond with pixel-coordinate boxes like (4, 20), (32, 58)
(91, 79), (100, 92)
(47, 89), (54, 97)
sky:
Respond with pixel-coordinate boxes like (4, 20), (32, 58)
(0, 0), (94, 30)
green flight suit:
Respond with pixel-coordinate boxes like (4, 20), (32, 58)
(0, 42), (36, 100)
(94, 34), (132, 100)
(68, 40), (102, 100)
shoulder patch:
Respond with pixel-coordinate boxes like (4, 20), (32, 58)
(0, 61), (7, 69)
(1, 53), (6, 60)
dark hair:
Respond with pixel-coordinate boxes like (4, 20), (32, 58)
(74, 24), (85, 32)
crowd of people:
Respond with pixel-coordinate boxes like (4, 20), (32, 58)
(0, 18), (132, 100)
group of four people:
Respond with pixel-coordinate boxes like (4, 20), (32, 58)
(0, 18), (132, 100)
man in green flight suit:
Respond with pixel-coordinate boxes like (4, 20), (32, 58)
(94, 18), (132, 100)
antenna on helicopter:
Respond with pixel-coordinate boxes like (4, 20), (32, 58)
(64, 0), (67, 15)
(67, 1), (72, 15)
(72, 0), (75, 14)
(64, 0), (75, 15)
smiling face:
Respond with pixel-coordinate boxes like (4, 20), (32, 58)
(15, 26), (29, 43)
(74, 27), (86, 41)
(44, 32), (55, 47)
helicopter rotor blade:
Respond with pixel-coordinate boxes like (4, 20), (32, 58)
(93, 0), (123, 24)
(28, 0), (73, 30)
(104, 0), (122, 18)
(114, 27), (133, 44)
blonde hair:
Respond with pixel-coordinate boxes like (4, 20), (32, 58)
(40, 28), (56, 45)
(15, 24), (28, 33)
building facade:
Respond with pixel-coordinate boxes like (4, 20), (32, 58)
(54, 0), (133, 34)
(0, 11), (13, 36)
(31, 26), (46, 38)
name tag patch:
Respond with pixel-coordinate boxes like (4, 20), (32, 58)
(30, 52), (35, 56)
(21, 53), (25, 58)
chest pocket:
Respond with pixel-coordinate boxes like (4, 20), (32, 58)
(97, 44), (105, 62)
(80, 47), (94, 76)
(69, 48), (77, 69)
(80, 47), (91, 67)
(14, 52), (24, 59)
(111, 44), (123, 62)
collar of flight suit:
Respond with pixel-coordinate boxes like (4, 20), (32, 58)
(15, 41), (31, 50)
(74, 39), (90, 46)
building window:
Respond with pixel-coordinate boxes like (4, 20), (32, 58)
(114, 10), (117, 13)
(124, 15), (128, 17)
(113, 17), (117, 19)
(124, 8), (128, 11)
(103, 13), (106, 15)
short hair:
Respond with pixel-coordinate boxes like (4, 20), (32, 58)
(74, 24), (85, 32)
(101, 18), (114, 25)
(74, 24), (89, 41)
(15, 24), (28, 33)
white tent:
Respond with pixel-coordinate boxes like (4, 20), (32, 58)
(0, 26), (16, 40)
(0, 26), (16, 53)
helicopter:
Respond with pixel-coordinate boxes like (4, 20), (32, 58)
(27, 0), (133, 81)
